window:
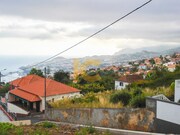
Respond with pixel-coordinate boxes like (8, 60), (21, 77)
(119, 82), (123, 86)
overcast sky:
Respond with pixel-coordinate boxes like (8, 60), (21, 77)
(0, 0), (180, 57)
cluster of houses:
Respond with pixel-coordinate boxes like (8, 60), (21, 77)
(102, 53), (180, 76)
(0, 53), (179, 116)
(104, 53), (180, 90)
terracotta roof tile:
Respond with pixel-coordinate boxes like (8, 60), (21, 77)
(119, 75), (143, 83)
(10, 75), (80, 98)
(10, 89), (41, 102)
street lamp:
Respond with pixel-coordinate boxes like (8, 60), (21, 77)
(0, 69), (7, 85)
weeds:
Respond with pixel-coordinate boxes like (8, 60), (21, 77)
(41, 121), (56, 128)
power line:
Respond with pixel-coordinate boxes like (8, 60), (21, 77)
(29, 0), (152, 68)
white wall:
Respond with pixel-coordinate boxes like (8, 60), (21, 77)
(175, 79), (180, 102)
(115, 81), (129, 90)
(7, 103), (29, 115)
(156, 101), (180, 125)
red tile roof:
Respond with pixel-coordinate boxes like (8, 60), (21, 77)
(10, 75), (42, 87)
(10, 75), (80, 101)
(119, 75), (143, 83)
(10, 89), (41, 102)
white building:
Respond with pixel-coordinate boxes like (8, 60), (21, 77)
(8, 75), (80, 114)
(115, 75), (143, 90)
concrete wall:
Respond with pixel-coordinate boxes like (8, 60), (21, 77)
(146, 97), (180, 134)
(156, 101), (180, 125)
(45, 108), (155, 132)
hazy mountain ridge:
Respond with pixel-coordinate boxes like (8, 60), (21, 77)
(26, 46), (180, 72)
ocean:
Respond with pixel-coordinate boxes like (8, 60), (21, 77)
(0, 55), (48, 82)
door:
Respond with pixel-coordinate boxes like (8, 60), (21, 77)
(36, 101), (40, 112)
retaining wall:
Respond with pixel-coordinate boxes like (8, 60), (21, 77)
(45, 108), (155, 132)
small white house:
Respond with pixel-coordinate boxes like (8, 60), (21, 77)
(115, 75), (143, 90)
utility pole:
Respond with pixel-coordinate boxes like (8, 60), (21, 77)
(0, 72), (1, 85)
(44, 67), (47, 113)
(0, 69), (6, 85)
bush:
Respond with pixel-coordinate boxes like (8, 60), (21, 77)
(41, 121), (56, 128)
(75, 126), (96, 135)
(0, 123), (15, 135)
(130, 94), (146, 108)
(132, 88), (142, 97)
(110, 90), (131, 105)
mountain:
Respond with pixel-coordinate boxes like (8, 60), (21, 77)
(161, 47), (180, 55)
(22, 46), (180, 73)
(114, 45), (179, 55)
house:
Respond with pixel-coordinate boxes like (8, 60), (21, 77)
(138, 64), (147, 70)
(163, 62), (176, 72)
(8, 75), (80, 113)
(153, 57), (162, 65)
(115, 75), (143, 90)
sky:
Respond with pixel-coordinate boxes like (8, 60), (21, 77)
(0, 0), (180, 58)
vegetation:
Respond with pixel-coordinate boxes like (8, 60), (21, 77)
(51, 91), (123, 108)
(51, 84), (175, 109)
(29, 68), (44, 77)
(110, 90), (131, 105)
(0, 83), (10, 96)
(72, 69), (118, 94)
(0, 122), (111, 135)
(53, 70), (71, 84)
(135, 67), (180, 88)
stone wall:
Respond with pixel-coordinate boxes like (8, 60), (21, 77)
(45, 108), (155, 132)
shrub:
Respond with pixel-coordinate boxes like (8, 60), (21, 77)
(75, 126), (96, 135)
(132, 88), (142, 97)
(110, 90), (131, 105)
(15, 127), (24, 135)
(30, 129), (49, 135)
(41, 121), (56, 128)
(130, 94), (146, 108)
(0, 123), (15, 135)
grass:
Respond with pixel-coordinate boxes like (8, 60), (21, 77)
(50, 86), (174, 109)
(50, 91), (123, 109)
(0, 122), (111, 135)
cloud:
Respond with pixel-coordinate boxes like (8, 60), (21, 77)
(0, 0), (179, 23)
(0, 0), (179, 57)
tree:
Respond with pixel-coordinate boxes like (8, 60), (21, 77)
(29, 68), (44, 77)
(149, 58), (155, 65)
(53, 70), (71, 84)
(0, 83), (10, 96)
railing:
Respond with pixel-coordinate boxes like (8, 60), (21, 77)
(0, 96), (16, 121)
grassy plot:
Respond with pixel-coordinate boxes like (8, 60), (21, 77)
(0, 122), (111, 135)
(50, 86), (174, 109)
